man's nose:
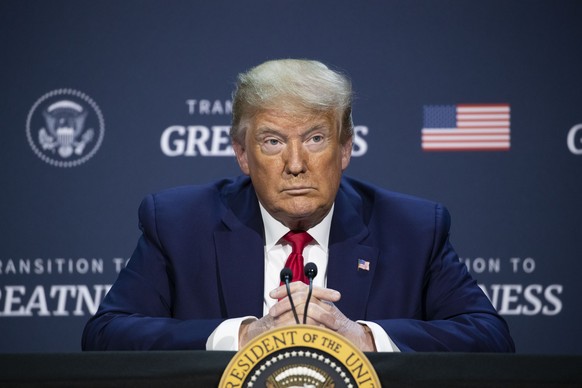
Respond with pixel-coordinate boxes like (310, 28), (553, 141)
(284, 142), (307, 175)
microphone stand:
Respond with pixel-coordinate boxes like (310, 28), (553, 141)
(303, 263), (318, 324)
(280, 268), (300, 324)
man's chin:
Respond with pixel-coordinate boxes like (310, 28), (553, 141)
(274, 204), (330, 229)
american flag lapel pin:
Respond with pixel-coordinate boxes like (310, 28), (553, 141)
(357, 259), (370, 271)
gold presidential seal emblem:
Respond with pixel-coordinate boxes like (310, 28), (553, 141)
(219, 325), (380, 388)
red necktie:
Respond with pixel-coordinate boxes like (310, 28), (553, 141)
(282, 231), (313, 285)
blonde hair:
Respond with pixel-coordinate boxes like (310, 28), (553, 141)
(230, 59), (353, 145)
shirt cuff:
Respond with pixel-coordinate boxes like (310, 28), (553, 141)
(357, 320), (400, 352)
(206, 316), (257, 351)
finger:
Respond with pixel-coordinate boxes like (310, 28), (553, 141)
(269, 283), (341, 303)
(270, 287), (329, 317)
(269, 299), (291, 318)
(269, 299), (339, 331)
(270, 310), (315, 328)
(295, 300), (341, 330)
(311, 287), (341, 303)
(269, 285), (342, 321)
(268, 281), (309, 300)
(271, 306), (329, 328)
(269, 293), (309, 318)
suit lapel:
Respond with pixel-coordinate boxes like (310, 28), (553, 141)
(327, 183), (379, 320)
(214, 179), (265, 318)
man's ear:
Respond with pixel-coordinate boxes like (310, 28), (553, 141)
(341, 137), (353, 171)
(233, 141), (250, 175)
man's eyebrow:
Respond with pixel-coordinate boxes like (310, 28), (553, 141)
(255, 127), (285, 137)
(304, 124), (329, 134)
(254, 123), (331, 138)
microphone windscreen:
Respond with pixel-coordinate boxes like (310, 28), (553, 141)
(280, 267), (293, 283)
(304, 262), (318, 279)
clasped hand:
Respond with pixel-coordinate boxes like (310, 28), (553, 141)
(239, 282), (376, 351)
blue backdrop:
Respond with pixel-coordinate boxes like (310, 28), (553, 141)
(1, 0), (581, 354)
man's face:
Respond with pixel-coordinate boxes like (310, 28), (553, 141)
(233, 109), (352, 230)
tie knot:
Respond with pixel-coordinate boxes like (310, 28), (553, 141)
(283, 231), (313, 254)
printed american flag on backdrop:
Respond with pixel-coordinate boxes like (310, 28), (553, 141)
(421, 104), (511, 151)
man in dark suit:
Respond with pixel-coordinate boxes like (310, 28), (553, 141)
(82, 59), (514, 352)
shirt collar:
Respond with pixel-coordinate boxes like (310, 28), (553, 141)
(259, 202), (334, 252)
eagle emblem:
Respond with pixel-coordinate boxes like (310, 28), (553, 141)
(39, 100), (94, 158)
(26, 89), (105, 168)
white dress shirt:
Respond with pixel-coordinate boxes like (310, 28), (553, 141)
(206, 203), (399, 352)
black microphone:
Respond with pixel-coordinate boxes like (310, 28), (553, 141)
(280, 267), (300, 324)
(303, 262), (318, 324)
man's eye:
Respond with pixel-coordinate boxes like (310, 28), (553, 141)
(261, 138), (283, 153)
(311, 135), (323, 143)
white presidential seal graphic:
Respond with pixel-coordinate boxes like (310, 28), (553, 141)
(26, 89), (105, 167)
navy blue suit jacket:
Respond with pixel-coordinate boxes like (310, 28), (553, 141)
(82, 176), (514, 352)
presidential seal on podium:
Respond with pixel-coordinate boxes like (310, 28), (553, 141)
(219, 325), (380, 387)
